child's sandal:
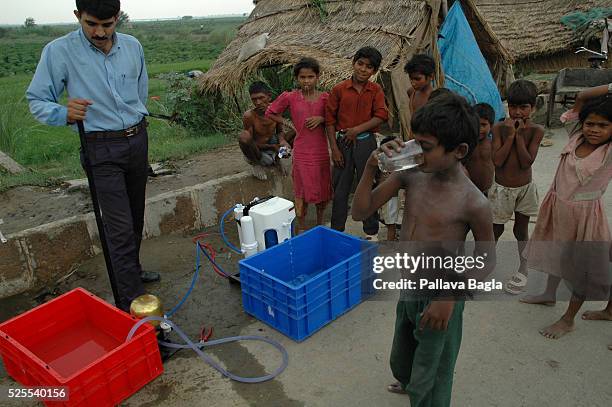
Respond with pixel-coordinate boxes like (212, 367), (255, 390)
(541, 138), (553, 147)
(387, 382), (408, 395)
(504, 272), (527, 295)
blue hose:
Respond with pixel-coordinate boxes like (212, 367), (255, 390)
(139, 207), (289, 383)
(220, 206), (242, 254)
(199, 243), (230, 277)
(165, 244), (203, 318)
(126, 316), (289, 383)
(164, 204), (240, 316)
(166, 241), (230, 317)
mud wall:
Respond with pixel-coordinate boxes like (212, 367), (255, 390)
(0, 171), (293, 299)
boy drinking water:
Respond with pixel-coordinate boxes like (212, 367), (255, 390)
(465, 103), (495, 196)
(489, 80), (544, 294)
(377, 54), (437, 241)
(326, 46), (389, 240)
(352, 94), (495, 406)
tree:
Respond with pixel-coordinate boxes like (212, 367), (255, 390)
(116, 11), (129, 27)
(182, 15), (193, 20)
(24, 17), (36, 28)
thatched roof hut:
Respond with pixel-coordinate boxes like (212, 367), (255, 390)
(200, 0), (511, 136)
(470, 0), (612, 74)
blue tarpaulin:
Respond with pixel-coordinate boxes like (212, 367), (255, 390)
(438, 2), (505, 121)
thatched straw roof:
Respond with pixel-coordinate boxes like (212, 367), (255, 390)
(200, 0), (512, 136)
(200, 0), (446, 94)
(472, 0), (612, 61)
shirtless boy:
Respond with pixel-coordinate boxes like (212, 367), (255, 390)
(465, 103), (495, 196)
(239, 82), (288, 179)
(378, 54), (436, 240)
(490, 80), (544, 294)
(405, 54), (435, 116)
(352, 94), (495, 407)
(378, 135), (403, 241)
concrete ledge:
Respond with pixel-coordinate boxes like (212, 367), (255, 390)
(0, 239), (33, 297)
(0, 170), (293, 299)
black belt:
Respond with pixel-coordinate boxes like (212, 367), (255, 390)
(85, 119), (147, 139)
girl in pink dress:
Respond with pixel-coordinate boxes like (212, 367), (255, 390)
(266, 57), (332, 234)
(522, 95), (612, 341)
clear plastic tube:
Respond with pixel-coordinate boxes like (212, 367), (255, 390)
(126, 316), (289, 383)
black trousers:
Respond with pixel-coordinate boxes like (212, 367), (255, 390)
(331, 135), (379, 235)
(81, 126), (148, 311)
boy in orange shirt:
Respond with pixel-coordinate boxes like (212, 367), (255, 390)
(326, 46), (389, 240)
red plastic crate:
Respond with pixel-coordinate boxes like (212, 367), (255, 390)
(0, 288), (163, 406)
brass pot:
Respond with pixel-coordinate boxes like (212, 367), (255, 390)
(130, 294), (164, 327)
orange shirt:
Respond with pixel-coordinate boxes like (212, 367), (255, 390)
(325, 78), (388, 132)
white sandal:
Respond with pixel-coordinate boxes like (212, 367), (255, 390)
(504, 272), (527, 295)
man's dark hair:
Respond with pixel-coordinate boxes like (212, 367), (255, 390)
(429, 88), (453, 101)
(474, 103), (495, 125)
(507, 79), (538, 106)
(248, 81), (271, 95)
(76, 0), (120, 19)
(411, 94), (479, 159)
(404, 54), (436, 76)
(579, 95), (612, 123)
(293, 57), (320, 77)
(353, 46), (383, 71)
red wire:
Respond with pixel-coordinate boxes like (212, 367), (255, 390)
(192, 234), (220, 343)
(192, 233), (227, 278)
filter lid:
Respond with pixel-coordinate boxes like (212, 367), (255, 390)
(249, 197), (294, 216)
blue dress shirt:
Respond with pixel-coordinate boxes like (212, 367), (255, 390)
(26, 28), (148, 132)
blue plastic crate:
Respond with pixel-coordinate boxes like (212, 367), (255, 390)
(239, 226), (376, 341)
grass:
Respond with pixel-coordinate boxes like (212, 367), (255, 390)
(0, 18), (243, 192)
(0, 18), (239, 77)
(147, 60), (212, 77)
(0, 119), (230, 192)
(0, 95), (32, 154)
(148, 124), (229, 161)
(0, 70), (232, 191)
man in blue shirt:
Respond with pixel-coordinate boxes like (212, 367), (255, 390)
(27, 0), (159, 311)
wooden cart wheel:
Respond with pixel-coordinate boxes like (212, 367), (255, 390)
(546, 74), (559, 128)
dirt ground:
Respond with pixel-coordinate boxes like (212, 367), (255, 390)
(0, 112), (565, 236)
(0, 144), (249, 235)
(1, 127), (611, 407)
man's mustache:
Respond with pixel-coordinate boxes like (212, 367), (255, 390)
(92, 36), (108, 41)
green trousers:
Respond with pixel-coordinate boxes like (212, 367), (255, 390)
(389, 299), (465, 407)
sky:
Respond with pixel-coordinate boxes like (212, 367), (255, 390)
(0, 0), (256, 25)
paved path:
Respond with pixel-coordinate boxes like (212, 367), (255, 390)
(1, 128), (610, 407)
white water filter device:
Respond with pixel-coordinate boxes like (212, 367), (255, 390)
(234, 197), (295, 257)
(238, 216), (258, 257)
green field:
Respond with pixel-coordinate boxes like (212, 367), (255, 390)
(0, 18), (243, 192)
(0, 18), (242, 77)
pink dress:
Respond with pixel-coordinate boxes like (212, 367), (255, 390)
(526, 132), (612, 296)
(267, 90), (332, 204)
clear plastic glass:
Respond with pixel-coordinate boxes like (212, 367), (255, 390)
(377, 139), (424, 172)
(278, 146), (291, 159)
